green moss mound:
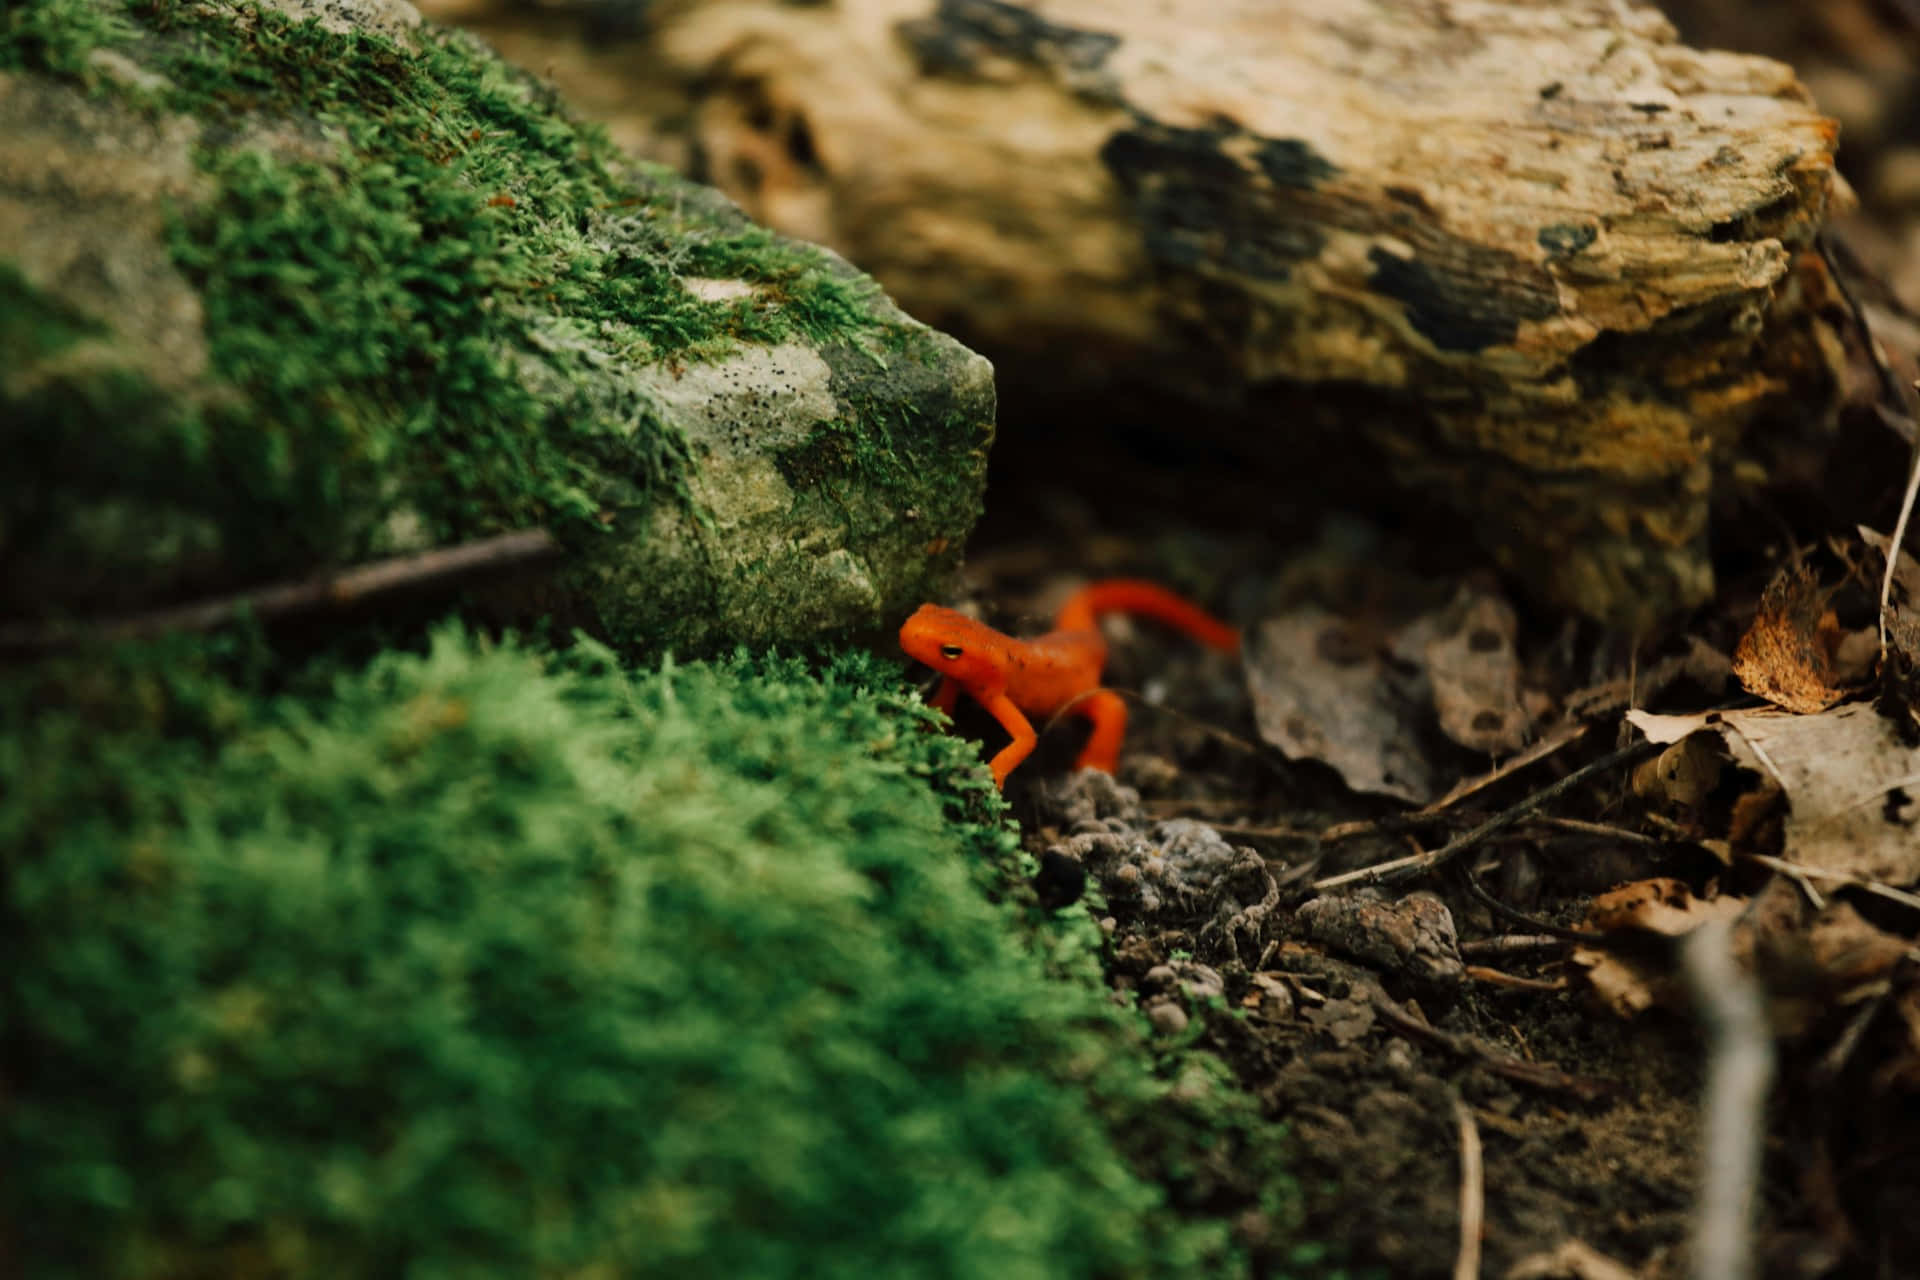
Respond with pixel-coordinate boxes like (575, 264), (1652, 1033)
(3, 631), (1295, 1276)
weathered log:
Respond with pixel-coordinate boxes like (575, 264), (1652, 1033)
(436, 0), (1847, 624)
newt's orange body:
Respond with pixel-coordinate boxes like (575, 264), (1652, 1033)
(899, 579), (1240, 788)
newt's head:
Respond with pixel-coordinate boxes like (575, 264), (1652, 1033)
(899, 604), (1005, 689)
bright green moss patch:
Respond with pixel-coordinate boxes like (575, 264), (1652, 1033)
(3, 631), (1298, 1276)
(0, 0), (131, 75)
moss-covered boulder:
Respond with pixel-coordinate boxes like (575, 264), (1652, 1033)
(0, 0), (992, 653)
(2, 631), (1294, 1275)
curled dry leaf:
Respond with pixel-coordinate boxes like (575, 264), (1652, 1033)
(1630, 733), (1728, 824)
(1731, 564), (1853, 713)
(1570, 878), (1747, 1018)
(1629, 705), (1920, 884)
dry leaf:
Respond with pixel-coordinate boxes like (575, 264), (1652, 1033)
(1245, 609), (1435, 802)
(1627, 704), (1920, 883)
(1245, 588), (1539, 802)
(1630, 733), (1726, 819)
(1732, 564), (1851, 713)
(1424, 586), (1530, 754)
(1571, 879), (1746, 1018)
(1504, 1239), (1641, 1280)
(1585, 877), (1745, 936)
(1807, 902), (1914, 996)
(1859, 525), (1920, 730)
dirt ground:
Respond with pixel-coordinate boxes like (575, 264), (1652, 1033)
(943, 498), (1920, 1278)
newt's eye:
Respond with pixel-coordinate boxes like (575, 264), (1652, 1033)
(939, 644), (964, 661)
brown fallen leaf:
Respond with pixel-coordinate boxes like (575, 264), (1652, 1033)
(1859, 525), (1920, 729)
(1423, 585), (1529, 755)
(1808, 902), (1915, 997)
(1628, 705), (1920, 884)
(1244, 608), (1436, 802)
(1571, 878), (1747, 1018)
(1244, 585), (1539, 802)
(1503, 1239), (1640, 1280)
(1732, 564), (1852, 714)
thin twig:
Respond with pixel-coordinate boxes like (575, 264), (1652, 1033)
(1821, 233), (1920, 661)
(1682, 917), (1773, 1280)
(1459, 934), (1571, 959)
(1465, 965), (1567, 993)
(1453, 1095), (1485, 1280)
(1419, 721), (1590, 816)
(1309, 739), (1661, 893)
(0, 529), (564, 654)
(1371, 995), (1617, 1102)
(1317, 722), (1591, 845)
(1533, 815), (1664, 845)
(1740, 853), (1920, 915)
(1453, 861), (1609, 945)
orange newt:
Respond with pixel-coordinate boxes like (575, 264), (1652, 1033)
(898, 579), (1240, 788)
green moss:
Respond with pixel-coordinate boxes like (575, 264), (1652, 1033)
(2, 630), (1304, 1276)
(8, 0), (947, 626)
(0, 262), (107, 362)
(0, 0), (132, 76)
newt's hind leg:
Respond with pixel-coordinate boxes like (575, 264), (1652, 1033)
(1071, 689), (1128, 774)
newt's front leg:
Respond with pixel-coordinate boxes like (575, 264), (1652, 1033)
(928, 676), (961, 716)
(976, 691), (1039, 788)
(1071, 689), (1128, 774)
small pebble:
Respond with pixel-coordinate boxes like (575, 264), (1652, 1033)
(1146, 1000), (1189, 1035)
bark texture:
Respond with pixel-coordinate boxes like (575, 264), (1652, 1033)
(440, 0), (1848, 622)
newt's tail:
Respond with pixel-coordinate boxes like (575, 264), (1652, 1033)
(1053, 579), (1239, 653)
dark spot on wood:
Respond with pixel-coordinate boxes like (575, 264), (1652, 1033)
(1707, 192), (1799, 243)
(1467, 627), (1503, 653)
(1629, 102), (1670, 115)
(1538, 81), (1563, 99)
(1537, 222), (1596, 257)
(1885, 787), (1913, 825)
(1101, 119), (1329, 279)
(1255, 137), (1338, 190)
(786, 115), (819, 170)
(897, 0), (1120, 93)
(1385, 185), (1434, 214)
(1471, 710), (1504, 732)
(1366, 246), (1551, 353)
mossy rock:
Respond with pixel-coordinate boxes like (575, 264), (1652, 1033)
(1, 631), (1297, 1275)
(0, 0), (993, 653)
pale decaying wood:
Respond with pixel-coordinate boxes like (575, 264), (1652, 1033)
(430, 0), (1847, 623)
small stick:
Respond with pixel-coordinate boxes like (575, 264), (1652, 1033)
(1310, 739), (1661, 893)
(1418, 721), (1590, 816)
(1465, 965), (1567, 993)
(1533, 815), (1663, 845)
(1459, 935), (1570, 959)
(1, 529), (563, 655)
(1317, 722), (1591, 845)
(1371, 995), (1617, 1102)
(1821, 233), (1920, 660)
(1682, 917), (1772, 1280)
(1453, 1095), (1485, 1280)
(1739, 854), (1920, 915)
